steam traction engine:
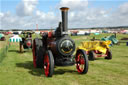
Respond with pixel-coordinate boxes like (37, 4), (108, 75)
(32, 7), (89, 77)
(20, 32), (33, 52)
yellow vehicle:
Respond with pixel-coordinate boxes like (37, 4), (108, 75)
(77, 41), (112, 60)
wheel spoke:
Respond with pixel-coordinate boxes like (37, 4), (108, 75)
(80, 58), (85, 64)
(44, 54), (50, 76)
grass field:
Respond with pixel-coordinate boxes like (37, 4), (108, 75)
(0, 35), (8, 50)
(0, 35), (10, 63)
(0, 41), (5, 50)
(0, 35), (10, 47)
(0, 33), (128, 85)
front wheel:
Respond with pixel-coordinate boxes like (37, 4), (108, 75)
(44, 50), (54, 77)
(75, 49), (89, 74)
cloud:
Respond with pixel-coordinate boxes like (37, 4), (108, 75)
(16, 0), (38, 17)
(35, 10), (59, 29)
(1, 1), (128, 30)
(119, 2), (128, 16)
(63, 1), (128, 28)
(67, 7), (110, 28)
(0, 10), (59, 29)
(112, 2), (128, 26)
(59, 0), (88, 11)
(57, 0), (112, 28)
(0, 13), (4, 17)
(0, 12), (25, 29)
(36, 10), (56, 21)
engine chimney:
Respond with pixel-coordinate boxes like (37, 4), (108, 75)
(60, 7), (69, 33)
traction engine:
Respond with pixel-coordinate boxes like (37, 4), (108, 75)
(20, 32), (33, 52)
(32, 7), (89, 77)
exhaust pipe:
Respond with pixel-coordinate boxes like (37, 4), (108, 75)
(60, 7), (69, 33)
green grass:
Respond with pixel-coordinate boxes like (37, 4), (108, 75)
(0, 33), (128, 85)
(0, 35), (10, 63)
(0, 35), (10, 49)
(0, 42), (5, 50)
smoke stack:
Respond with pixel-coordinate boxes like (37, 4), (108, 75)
(60, 7), (69, 33)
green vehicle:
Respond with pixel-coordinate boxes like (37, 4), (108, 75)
(0, 33), (6, 41)
(101, 35), (118, 45)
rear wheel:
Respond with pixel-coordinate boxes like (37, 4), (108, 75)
(75, 49), (89, 74)
(105, 49), (112, 60)
(44, 50), (54, 77)
(88, 51), (96, 61)
(32, 38), (44, 68)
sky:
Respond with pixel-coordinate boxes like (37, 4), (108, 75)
(0, 0), (128, 30)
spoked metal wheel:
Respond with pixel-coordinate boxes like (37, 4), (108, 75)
(75, 49), (89, 74)
(44, 50), (54, 77)
(32, 40), (37, 68)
